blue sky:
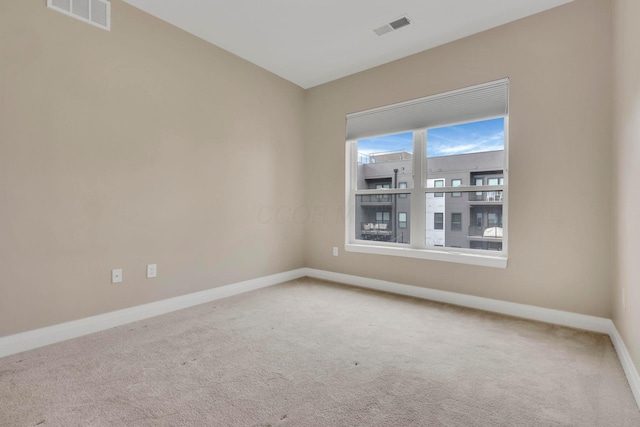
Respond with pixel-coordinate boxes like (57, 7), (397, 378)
(358, 118), (504, 157)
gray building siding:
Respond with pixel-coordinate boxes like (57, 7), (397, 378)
(355, 150), (503, 250)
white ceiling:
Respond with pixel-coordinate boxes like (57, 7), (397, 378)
(123, 0), (573, 89)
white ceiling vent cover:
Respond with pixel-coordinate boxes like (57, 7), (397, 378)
(48, 0), (111, 31)
(374, 15), (411, 36)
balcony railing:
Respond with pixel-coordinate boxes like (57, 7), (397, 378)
(468, 191), (503, 202)
(360, 221), (393, 240)
(468, 225), (503, 238)
(358, 194), (393, 204)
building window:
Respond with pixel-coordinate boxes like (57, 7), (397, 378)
(376, 211), (390, 223)
(399, 212), (407, 228)
(434, 179), (444, 197)
(475, 177), (484, 197)
(398, 182), (408, 198)
(451, 213), (462, 231)
(488, 212), (500, 227)
(346, 79), (509, 268)
(434, 213), (444, 230)
(451, 179), (462, 197)
(375, 183), (390, 200)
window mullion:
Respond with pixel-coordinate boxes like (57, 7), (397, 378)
(346, 141), (357, 244)
(411, 130), (426, 250)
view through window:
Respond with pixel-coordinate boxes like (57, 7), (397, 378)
(353, 117), (505, 253)
(346, 79), (508, 267)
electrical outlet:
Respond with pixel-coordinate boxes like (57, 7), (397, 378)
(333, 247), (339, 257)
(112, 268), (122, 284)
(147, 264), (157, 278)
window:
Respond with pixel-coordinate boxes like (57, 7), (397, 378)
(433, 179), (444, 197)
(451, 213), (462, 231)
(399, 212), (407, 228)
(475, 178), (484, 197)
(376, 211), (390, 223)
(488, 212), (500, 227)
(451, 179), (462, 197)
(398, 182), (408, 198)
(346, 79), (508, 268)
(434, 213), (444, 230)
(375, 183), (391, 200)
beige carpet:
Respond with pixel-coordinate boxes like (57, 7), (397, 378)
(1, 278), (638, 426)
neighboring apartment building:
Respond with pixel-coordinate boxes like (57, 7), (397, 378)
(355, 150), (504, 251)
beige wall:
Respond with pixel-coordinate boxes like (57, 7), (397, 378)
(0, 0), (627, 349)
(304, 0), (613, 317)
(0, 0), (305, 336)
(613, 0), (640, 374)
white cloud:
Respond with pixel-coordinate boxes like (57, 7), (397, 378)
(435, 143), (479, 155)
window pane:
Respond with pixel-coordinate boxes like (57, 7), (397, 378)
(398, 182), (408, 198)
(427, 191), (503, 252)
(426, 118), (505, 193)
(427, 117), (504, 159)
(433, 179), (444, 197)
(434, 213), (444, 230)
(357, 132), (413, 191)
(451, 213), (462, 231)
(355, 194), (410, 244)
(452, 178), (462, 197)
(398, 212), (407, 229)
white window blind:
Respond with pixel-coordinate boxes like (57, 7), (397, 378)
(346, 78), (509, 140)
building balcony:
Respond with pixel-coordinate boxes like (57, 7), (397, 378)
(360, 221), (393, 240)
(468, 191), (503, 203)
(358, 194), (393, 206)
(468, 226), (503, 239)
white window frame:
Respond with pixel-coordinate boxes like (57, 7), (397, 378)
(344, 79), (509, 269)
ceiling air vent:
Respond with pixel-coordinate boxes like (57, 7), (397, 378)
(374, 15), (412, 36)
(47, 0), (111, 31)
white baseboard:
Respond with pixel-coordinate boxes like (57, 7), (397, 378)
(1, 266), (638, 411)
(303, 268), (611, 333)
(303, 268), (640, 411)
(607, 321), (640, 410)
(0, 268), (307, 359)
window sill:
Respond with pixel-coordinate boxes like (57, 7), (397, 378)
(344, 244), (507, 269)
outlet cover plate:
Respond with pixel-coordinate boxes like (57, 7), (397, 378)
(147, 264), (157, 278)
(112, 268), (122, 284)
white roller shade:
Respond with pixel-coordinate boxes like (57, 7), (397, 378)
(346, 78), (509, 140)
